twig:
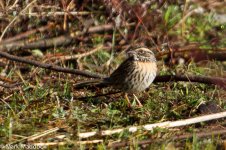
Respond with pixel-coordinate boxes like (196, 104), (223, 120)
(156, 47), (226, 58)
(0, 50), (104, 79)
(33, 142), (66, 147)
(27, 127), (60, 141)
(0, 23), (135, 52)
(1, 23), (55, 44)
(154, 75), (226, 89)
(23, 11), (90, 16)
(78, 111), (226, 138)
(0, 82), (21, 88)
(0, 75), (14, 83)
(9, 0), (20, 10)
(71, 22), (135, 36)
(32, 140), (103, 147)
(50, 45), (104, 62)
(0, 35), (75, 52)
(0, 95), (16, 116)
(108, 129), (226, 148)
(9, 127), (60, 144)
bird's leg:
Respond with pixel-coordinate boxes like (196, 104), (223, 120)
(124, 93), (131, 107)
(133, 94), (143, 107)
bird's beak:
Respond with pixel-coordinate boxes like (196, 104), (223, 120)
(126, 51), (136, 58)
(127, 50), (136, 55)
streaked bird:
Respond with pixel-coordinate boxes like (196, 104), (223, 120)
(75, 47), (157, 106)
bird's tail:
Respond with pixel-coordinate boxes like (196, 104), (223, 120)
(74, 79), (108, 89)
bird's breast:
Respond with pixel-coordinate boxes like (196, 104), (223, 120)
(132, 61), (157, 92)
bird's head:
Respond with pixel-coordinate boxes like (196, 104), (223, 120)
(127, 47), (156, 62)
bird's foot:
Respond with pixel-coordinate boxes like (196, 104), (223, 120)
(133, 94), (143, 107)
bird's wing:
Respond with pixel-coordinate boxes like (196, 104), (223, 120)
(105, 58), (136, 85)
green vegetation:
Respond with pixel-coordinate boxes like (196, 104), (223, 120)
(0, 0), (225, 149)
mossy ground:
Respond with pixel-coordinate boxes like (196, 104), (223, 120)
(0, 1), (225, 149)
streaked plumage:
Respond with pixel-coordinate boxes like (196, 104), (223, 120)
(75, 47), (157, 106)
(104, 47), (157, 93)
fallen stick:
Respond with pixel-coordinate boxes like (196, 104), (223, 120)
(49, 45), (104, 62)
(0, 50), (104, 79)
(0, 83), (21, 88)
(0, 35), (75, 52)
(108, 129), (226, 148)
(78, 111), (226, 138)
(154, 75), (226, 89)
(0, 23), (55, 44)
(27, 127), (60, 142)
(32, 140), (103, 147)
(24, 11), (90, 16)
(9, 127), (60, 144)
(0, 23), (135, 52)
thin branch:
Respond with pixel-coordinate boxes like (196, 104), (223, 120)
(0, 50), (104, 79)
(50, 45), (104, 62)
(23, 11), (90, 16)
(1, 23), (55, 44)
(32, 140), (103, 147)
(78, 111), (226, 138)
(0, 75), (14, 82)
(71, 22), (135, 36)
(156, 45), (226, 61)
(0, 23), (135, 52)
(108, 129), (226, 148)
(0, 35), (75, 52)
(0, 96), (16, 116)
(8, 127), (60, 144)
(27, 127), (60, 142)
(154, 75), (226, 89)
(0, 82), (21, 88)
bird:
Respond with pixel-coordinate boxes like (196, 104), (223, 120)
(75, 47), (157, 107)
